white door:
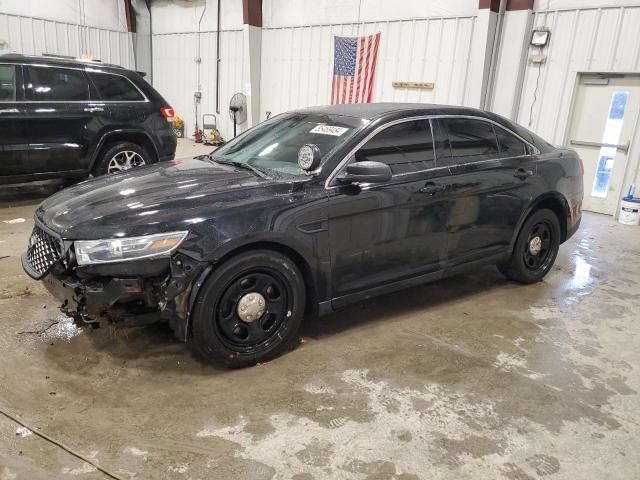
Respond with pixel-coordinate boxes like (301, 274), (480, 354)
(568, 74), (640, 215)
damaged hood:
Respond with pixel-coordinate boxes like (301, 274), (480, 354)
(36, 157), (295, 239)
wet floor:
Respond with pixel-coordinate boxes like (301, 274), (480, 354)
(1, 171), (639, 478)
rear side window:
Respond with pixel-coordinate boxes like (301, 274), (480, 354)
(356, 120), (435, 175)
(25, 66), (90, 101)
(89, 72), (144, 101)
(0, 65), (16, 102)
(495, 125), (529, 157)
(441, 118), (499, 163)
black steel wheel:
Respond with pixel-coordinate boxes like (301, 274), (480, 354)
(522, 220), (554, 272)
(190, 250), (305, 368)
(215, 270), (291, 351)
(498, 208), (561, 284)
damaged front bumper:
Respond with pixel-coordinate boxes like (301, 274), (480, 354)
(23, 251), (210, 340)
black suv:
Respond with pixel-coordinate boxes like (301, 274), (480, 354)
(0, 54), (176, 184)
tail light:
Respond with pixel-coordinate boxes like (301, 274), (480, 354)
(578, 157), (584, 175)
(160, 107), (174, 121)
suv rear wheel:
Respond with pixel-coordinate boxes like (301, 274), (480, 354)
(94, 141), (152, 176)
(499, 208), (561, 284)
(190, 250), (306, 368)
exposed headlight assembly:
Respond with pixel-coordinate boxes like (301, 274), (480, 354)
(74, 231), (188, 265)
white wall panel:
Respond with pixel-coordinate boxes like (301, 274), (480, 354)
(263, 0), (478, 27)
(515, 6), (640, 145)
(534, 0), (640, 11)
(0, 0), (128, 31)
(489, 9), (532, 119)
(260, 16), (477, 121)
(0, 12), (135, 69)
(152, 30), (245, 141)
(151, 0), (243, 34)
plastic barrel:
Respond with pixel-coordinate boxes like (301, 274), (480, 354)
(619, 199), (640, 226)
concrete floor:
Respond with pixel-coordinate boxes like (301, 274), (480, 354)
(1, 140), (639, 479)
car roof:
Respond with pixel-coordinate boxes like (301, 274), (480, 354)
(0, 53), (126, 71)
(296, 102), (490, 120)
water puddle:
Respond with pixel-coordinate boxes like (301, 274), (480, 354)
(18, 314), (83, 342)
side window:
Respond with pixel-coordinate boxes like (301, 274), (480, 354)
(24, 66), (90, 101)
(355, 120), (435, 175)
(495, 125), (529, 157)
(0, 65), (16, 102)
(441, 118), (499, 163)
(89, 72), (144, 101)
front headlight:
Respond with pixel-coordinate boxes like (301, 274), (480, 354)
(74, 231), (188, 265)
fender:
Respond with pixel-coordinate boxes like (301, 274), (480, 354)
(508, 192), (570, 254)
(181, 233), (325, 341)
(212, 232), (319, 265)
(88, 128), (160, 172)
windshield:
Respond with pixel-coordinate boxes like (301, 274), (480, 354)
(213, 112), (364, 177)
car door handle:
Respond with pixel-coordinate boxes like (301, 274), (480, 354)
(83, 107), (105, 113)
(514, 167), (533, 180)
(419, 183), (448, 195)
(0, 108), (19, 114)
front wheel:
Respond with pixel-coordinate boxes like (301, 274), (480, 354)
(190, 250), (306, 368)
(499, 208), (561, 284)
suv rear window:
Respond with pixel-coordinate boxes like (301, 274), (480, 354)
(25, 66), (90, 101)
(89, 72), (144, 101)
(0, 65), (16, 101)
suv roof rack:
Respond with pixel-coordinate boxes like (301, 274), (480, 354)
(0, 53), (124, 70)
(41, 53), (102, 63)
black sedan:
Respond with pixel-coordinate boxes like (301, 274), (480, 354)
(22, 103), (583, 367)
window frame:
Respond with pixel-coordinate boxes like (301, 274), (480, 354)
(326, 114), (539, 188)
(0, 63), (18, 103)
(3, 63), (148, 103)
(86, 69), (148, 103)
(493, 123), (532, 159)
(23, 64), (93, 103)
(437, 117), (501, 165)
(435, 116), (537, 168)
(353, 118), (438, 176)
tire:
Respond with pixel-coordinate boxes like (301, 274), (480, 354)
(93, 141), (152, 176)
(498, 208), (561, 284)
(190, 250), (306, 368)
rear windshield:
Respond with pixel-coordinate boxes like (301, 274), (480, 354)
(213, 112), (363, 177)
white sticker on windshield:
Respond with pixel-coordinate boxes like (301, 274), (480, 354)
(310, 125), (349, 136)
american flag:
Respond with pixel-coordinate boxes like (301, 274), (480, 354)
(331, 32), (381, 104)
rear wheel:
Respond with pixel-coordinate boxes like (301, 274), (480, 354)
(94, 141), (151, 176)
(190, 250), (306, 368)
(499, 208), (561, 283)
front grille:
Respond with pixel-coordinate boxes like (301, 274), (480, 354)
(25, 226), (63, 278)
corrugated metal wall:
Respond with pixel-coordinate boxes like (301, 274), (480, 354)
(260, 16), (477, 121)
(0, 12), (135, 69)
(152, 29), (245, 142)
(516, 5), (640, 145)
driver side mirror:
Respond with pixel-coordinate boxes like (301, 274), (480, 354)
(338, 161), (392, 185)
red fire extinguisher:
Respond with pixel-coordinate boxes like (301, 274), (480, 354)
(194, 128), (203, 143)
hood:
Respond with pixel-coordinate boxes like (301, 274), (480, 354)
(36, 157), (291, 239)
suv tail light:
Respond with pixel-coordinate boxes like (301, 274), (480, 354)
(160, 107), (174, 121)
(578, 157), (584, 175)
